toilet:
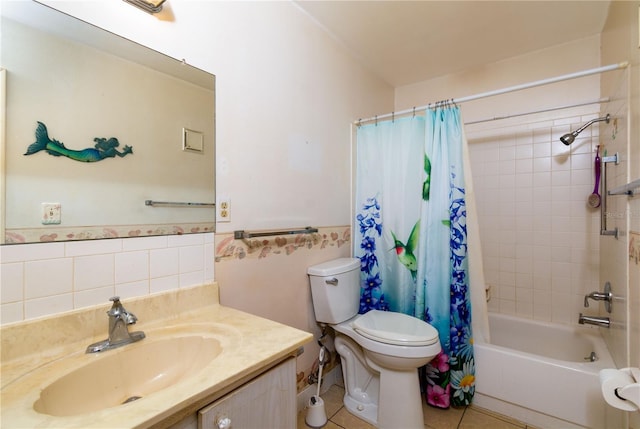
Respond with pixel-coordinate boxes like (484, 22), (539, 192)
(308, 258), (441, 429)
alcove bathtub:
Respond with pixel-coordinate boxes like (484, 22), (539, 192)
(474, 312), (619, 429)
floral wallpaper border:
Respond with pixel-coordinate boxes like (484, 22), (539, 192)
(215, 226), (351, 261)
(4, 223), (215, 244)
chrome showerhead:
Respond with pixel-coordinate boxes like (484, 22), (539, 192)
(560, 133), (576, 146)
(560, 114), (610, 146)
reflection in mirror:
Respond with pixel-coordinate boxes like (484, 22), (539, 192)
(1, 2), (215, 244)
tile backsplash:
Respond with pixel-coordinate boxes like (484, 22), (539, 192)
(0, 233), (214, 324)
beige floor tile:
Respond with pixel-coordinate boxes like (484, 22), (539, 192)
(329, 407), (376, 429)
(322, 385), (347, 419)
(469, 406), (526, 428)
(423, 402), (465, 429)
(458, 408), (524, 429)
(298, 409), (340, 429)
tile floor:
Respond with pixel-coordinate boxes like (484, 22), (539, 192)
(297, 383), (542, 429)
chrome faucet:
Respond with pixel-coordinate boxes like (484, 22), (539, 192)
(584, 281), (613, 313)
(578, 313), (610, 328)
(86, 297), (145, 353)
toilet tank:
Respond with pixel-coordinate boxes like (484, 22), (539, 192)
(307, 258), (361, 324)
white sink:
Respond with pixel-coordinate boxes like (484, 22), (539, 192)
(33, 328), (225, 417)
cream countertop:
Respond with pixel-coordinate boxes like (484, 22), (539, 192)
(1, 282), (313, 428)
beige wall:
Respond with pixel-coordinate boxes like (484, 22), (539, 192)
(4, 0), (393, 386)
(2, 17), (214, 232)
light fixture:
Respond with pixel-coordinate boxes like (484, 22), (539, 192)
(123, 0), (166, 14)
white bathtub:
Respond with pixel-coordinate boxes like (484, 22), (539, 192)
(474, 313), (621, 429)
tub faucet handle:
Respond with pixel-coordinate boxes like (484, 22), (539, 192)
(583, 282), (613, 313)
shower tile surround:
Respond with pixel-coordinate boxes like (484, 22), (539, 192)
(467, 111), (603, 324)
(0, 233), (214, 324)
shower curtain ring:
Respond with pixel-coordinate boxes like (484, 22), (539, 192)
(392, 111), (395, 123)
(375, 115), (378, 126)
(412, 107), (416, 117)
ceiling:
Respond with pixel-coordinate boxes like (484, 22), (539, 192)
(294, 1), (612, 87)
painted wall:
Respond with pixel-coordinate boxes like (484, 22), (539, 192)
(0, 0), (393, 387)
(2, 17), (214, 235)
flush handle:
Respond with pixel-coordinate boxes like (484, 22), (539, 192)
(326, 278), (338, 286)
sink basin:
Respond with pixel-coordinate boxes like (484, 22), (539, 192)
(33, 334), (222, 417)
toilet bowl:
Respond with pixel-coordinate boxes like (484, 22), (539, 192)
(308, 258), (441, 429)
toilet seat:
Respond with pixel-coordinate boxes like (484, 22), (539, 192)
(352, 310), (439, 346)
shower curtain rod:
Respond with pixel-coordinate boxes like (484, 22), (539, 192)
(464, 97), (610, 126)
(355, 61), (628, 125)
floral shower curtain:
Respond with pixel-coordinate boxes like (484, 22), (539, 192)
(354, 104), (475, 408)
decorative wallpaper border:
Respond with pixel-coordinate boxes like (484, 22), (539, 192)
(215, 226), (351, 261)
(4, 223), (215, 244)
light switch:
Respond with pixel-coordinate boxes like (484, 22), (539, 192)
(42, 203), (61, 224)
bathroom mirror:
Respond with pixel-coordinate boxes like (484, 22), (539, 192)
(1, 1), (216, 244)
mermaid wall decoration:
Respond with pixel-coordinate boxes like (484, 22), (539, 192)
(24, 122), (133, 162)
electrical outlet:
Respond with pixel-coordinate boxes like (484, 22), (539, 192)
(218, 196), (230, 222)
(42, 203), (61, 225)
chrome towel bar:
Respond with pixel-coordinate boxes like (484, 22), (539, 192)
(600, 153), (619, 238)
(145, 200), (215, 208)
(234, 227), (318, 240)
(608, 178), (640, 197)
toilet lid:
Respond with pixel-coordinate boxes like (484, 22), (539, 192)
(352, 310), (439, 346)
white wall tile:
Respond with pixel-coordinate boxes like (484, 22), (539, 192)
(150, 248), (179, 278)
(65, 239), (122, 257)
(115, 251), (149, 284)
(25, 258), (73, 299)
(180, 271), (204, 288)
(0, 242), (64, 263)
(1, 235), (212, 324)
(204, 242), (214, 282)
(25, 294), (73, 320)
(150, 275), (179, 294)
(1, 263), (23, 303)
(1, 302), (23, 324)
(168, 233), (204, 247)
(74, 254), (115, 291)
(74, 286), (115, 309)
(115, 280), (149, 299)
(180, 245), (204, 273)
(122, 235), (168, 251)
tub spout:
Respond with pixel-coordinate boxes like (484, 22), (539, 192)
(578, 313), (610, 328)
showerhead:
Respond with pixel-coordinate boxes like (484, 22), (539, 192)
(560, 114), (610, 146)
(560, 133), (576, 146)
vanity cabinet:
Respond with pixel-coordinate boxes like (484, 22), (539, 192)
(198, 357), (296, 429)
(166, 357), (296, 429)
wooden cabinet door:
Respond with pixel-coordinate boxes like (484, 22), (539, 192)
(198, 358), (296, 429)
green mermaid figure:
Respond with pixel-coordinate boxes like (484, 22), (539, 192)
(24, 121), (133, 162)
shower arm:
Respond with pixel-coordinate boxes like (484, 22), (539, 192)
(572, 114), (610, 137)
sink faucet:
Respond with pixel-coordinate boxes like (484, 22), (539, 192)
(578, 313), (610, 328)
(86, 297), (145, 353)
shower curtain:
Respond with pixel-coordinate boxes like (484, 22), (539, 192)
(354, 105), (477, 408)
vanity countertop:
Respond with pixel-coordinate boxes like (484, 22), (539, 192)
(0, 283), (313, 428)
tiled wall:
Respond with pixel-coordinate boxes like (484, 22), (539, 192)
(467, 110), (601, 324)
(0, 233), (214, 324)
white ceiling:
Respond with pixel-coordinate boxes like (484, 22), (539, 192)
(294, 1), (611, 87)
